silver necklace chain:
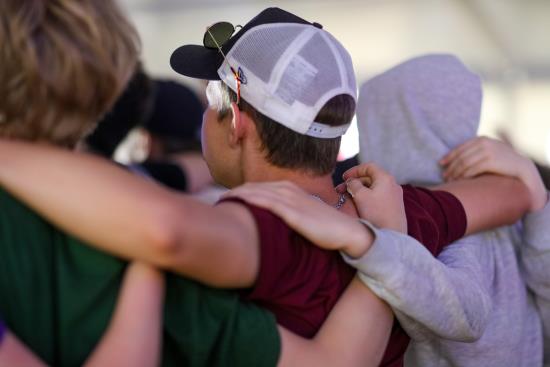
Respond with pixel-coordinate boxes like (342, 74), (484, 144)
(311, 192), (347, 210)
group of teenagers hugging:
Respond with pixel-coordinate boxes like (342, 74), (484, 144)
(0, 2), (549, 367)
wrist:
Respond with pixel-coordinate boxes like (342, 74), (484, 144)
(343, 222), (374, 259)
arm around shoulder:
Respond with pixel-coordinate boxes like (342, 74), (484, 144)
(0, 141), (259, 288)
(159, 200), (261, 288)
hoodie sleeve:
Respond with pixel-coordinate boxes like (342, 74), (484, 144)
(342, 220), (491, 342)
(517, 193), (550, 362)
(519, 193), (550, 293)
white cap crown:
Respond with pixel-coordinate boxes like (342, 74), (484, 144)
(218, 23), (356, 138)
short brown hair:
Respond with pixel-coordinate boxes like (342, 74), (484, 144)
(0, 0), (140, 148)
(216, 82), (355, 175)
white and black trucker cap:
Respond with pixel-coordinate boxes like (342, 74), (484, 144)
(170, 7), (357, 138)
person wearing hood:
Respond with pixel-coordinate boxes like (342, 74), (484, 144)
(228, 54), (550, 367)
(353, 53), (550, 367)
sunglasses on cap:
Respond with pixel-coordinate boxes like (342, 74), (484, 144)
(203, 22), (244, 104)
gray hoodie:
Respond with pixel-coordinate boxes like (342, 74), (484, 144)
(346, 54), (548, 366)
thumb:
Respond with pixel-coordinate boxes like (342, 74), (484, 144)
(346, 178), (368, 198)
(335, 182), (347, 194)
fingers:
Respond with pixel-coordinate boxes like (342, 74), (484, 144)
(224, 184), (304, 224)
(455, 160), (490, 180)
(440, 137), (482, 166)
(342, 162), (387, 184)
(223, 181), (352, 244)
(223, 181), (314, 220)
(339, 163), (397, 199)
(337, 163), (376, 193)
(346, 178), (369, 198)
(442, 146), (486, 181)
(440, 136), (509, 181)
(223, 185), (279, 206)
(342, 163), (373, 182)
(337, 177), (374, 200)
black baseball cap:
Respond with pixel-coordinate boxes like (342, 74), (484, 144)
(169, 7), (316, 80)
(144, 80), (204, 141)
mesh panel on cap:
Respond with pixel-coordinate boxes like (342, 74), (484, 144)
(292, 32), (341, 106)
(220, 22), (356, 138)
(230, 26), (301, 83)
(333, 39), (356, 92)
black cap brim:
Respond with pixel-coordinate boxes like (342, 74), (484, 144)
(170, 7), (311, 81)
(170, 45), (224, 80)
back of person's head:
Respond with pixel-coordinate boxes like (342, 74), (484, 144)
(357, 54), (482, 185)
(144, 80), (205, 157)
(211, 82), (355, 175)
(170, 7), (357, 176)
(0, 0), (140, 148)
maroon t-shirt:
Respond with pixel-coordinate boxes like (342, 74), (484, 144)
(223, 185), (466, 367)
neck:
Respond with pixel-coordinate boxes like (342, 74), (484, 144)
(236, 132), (357, 216)
(243, 162), (357, 216)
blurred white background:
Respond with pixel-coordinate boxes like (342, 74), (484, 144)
(119, 0), (550, 163)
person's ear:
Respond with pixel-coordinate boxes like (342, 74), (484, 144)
(228, 102), (247, 146)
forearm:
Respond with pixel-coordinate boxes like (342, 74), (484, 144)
(0, 141), (258, 288)
(0, 140), (187, 266)
(434, 174), (530, 235)
(341, 222), (376, 259)
(344, 222), (491, 341)
(84, 262), (165, 367)
(278, 277), (392, 367)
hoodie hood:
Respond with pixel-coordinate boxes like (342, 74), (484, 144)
(357, 54), (482, 185)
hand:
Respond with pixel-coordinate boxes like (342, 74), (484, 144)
(335, 163), (407, 233)
(223, 181), (374, 258)
(440, 136), (547, 212)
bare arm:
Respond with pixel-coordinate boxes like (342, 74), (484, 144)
(440, 136), (547, 212)
(226, 181), (375, 258)
(0, 332), (47, 367)
(278, 277), (393, 367)
(334, 160), (530, 237)
(0, 140), (259, 288)
(434, 174), (530, 235)
(435, 137), (543, 235)
(84, 262), (164, 367)
(0, 264), (164, 367)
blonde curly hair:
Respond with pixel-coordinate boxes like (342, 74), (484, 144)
(0, 0), (140, 147)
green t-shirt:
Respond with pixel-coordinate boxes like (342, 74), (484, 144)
(0, 189), (280, 366)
